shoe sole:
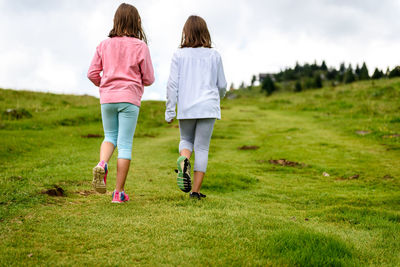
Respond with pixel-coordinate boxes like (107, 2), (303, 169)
(92, 166), (106, 194)
(177, 156), (191, 193)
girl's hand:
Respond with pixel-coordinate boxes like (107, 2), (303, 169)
(168, 119), (174, 124)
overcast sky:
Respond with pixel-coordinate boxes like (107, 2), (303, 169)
(0, 0), (399, 100)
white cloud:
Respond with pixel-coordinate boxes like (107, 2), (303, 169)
(0, 0), (399, 98)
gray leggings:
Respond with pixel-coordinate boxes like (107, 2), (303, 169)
(179, 118), (216, 173)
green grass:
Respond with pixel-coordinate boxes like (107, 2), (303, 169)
(0, 78), (399, 266)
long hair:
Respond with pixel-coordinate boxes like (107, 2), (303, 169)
(108, 3), (147, 44)
(180, 15), (212, 48)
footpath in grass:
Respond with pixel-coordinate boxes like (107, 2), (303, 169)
(0, 80), (399, 266)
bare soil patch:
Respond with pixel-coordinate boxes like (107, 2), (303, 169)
(41, 185), (65, 197)
(238, 145), (260, 150)
(81, 134), (103, 138)
(268, 159), (305, 167)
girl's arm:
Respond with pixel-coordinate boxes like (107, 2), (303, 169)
(217, 55), (227, 98)
(140, 45), (155, 86)
(87, 46), (103, 87)
(165, 53), (179, 122)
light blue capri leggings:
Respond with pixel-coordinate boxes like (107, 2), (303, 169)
(101, 103), (139, 160)
(179, 118), (216, 173)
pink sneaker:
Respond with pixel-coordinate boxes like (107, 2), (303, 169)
(92, 160), (108, 194)
(111, 191), (130, 203)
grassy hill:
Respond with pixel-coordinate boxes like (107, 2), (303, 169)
(0, 79), (399, 266)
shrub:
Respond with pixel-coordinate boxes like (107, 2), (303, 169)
(261, 76), (276, 95)
(314, 74), (323, 88)
(294, 81), (302, 92)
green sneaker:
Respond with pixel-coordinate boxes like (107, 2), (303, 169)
(175, 156), (191, 193)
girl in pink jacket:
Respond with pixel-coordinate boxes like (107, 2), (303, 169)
(87, 3), (154, 203)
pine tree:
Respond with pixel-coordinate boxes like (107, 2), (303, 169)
(371, 68), (384, 79)
(339, 63), (346, 73)
(261, 76), (276, 95)
(295, 62), (301, 72)
(355, 64), (361, 80)
(321, 61), (328, 71)
(326, 68), (338, 80)
(344, 64), (355, 84)
(386, 67), (391, 77)
(389, 66), (400, 78)
(250, 75), (256, 87)
(359, 62), (370, 80)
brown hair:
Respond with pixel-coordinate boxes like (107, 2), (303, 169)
(108, 3), (147, 44)
(180, 15), (212, 48)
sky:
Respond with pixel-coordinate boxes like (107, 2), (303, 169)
(0, 0), (399, 100)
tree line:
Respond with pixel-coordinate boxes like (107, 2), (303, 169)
(254, 61), (400, 95)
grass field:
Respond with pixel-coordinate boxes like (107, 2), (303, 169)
(0, 78), (399, 266)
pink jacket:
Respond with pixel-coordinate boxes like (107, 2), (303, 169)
(87, 36), (155, 106)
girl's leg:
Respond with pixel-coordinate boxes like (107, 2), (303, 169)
(100, 141), (115, 163)
(115, 103), (140, 192)
(93, 104), (118, 193)
(116, 159), (130, 192)
(179, 119), (196, 158)
(100, 104), (118, 162)
(176, 120), (196, 192)
(192, 118), (216, 193)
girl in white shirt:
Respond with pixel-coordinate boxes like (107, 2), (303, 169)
(165, 15), (227, 199)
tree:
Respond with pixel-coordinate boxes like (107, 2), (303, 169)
(337, 62), (346, 82)
(386, 67), (391, 77)
(339, 63), (346, 73)
(311, 60), (318, 71)
(250, 75), (256, 87)
(359, 62), (370, 80)
(261, 76), (276, 95)
(314, 74), (323, 88)
(294, 62), (301, 72)
(321, 61), (328, 71)
(344, 64), (355, 84)
(371, 68), (384, 80)
(239, 82), (245, 89)
(294, 80), (302, 92)
(389, 66), (400, 78)
(355, 64), (361, 79)
(326, 68), (338, 80)
(303, 63), (313, 77)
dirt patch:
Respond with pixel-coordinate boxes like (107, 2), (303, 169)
(383, 174), (394, 179)
(75, 190), (95, 196)
(81, 134), (103, 138)
(336, 174), (360, 181)
(268, 159), (304, 167)
(41, 185), (65, 197)
(238, 145), (260, 150)
(356, 130), (371, 136)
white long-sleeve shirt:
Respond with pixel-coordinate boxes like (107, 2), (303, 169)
(165, 47), (227, 122)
